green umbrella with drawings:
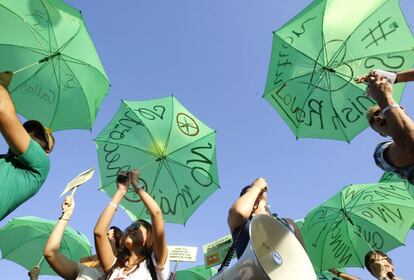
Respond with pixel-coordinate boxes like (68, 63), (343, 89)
(0, 216), (92, 275)
(0, 0), (109, 130)
(263, 0), (414, 141)
(95, 96), (219, 224)
(301, 181), (414, 271)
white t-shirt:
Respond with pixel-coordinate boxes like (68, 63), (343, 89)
(108, 253), (170, 280)
(76, 263), (105, 280)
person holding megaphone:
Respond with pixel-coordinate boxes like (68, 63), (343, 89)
(227, 178), (305, 259)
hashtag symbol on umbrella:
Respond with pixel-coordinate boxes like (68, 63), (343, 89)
(361, 17), (398, 49)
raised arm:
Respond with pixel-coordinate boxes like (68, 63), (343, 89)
(94, 171), (130, 272)
(395, 69), (414, 83)
(43, 196), (78, 280)
(0, 72), (30, 155)
(131, 169), (167, 267)
(328, 268), (361, 280)
(368, 74), (414, 167)
(227, 178), (267, 232)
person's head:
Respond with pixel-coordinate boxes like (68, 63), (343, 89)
(122, 219), (153, 256)
(23, 120), (55, 153)
(366, 106), (389, 137)
(365, 250), (394, 278)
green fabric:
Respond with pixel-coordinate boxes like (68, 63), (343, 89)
(379, 172), (414, 230)
(0, 139), (50, 221)
(0, 0), (109, 131)
(302, 181), (414, 271)
(175, 265), (217, 280)
(95, 96), (219, 224)
(264, 0), (414, 141)
(0, 216), (92, 275)
(317, 269), (346, 280)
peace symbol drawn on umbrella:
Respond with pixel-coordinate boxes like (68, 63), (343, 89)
(176, 112), (200, 136)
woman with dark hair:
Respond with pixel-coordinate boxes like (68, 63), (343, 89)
(94, 169), (169, 280)
(44, 196), (123, 280)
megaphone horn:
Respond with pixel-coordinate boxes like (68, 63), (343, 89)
(211, 214), (316, 280)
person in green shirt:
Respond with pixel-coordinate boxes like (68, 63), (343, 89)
(0, 71), (54, 221)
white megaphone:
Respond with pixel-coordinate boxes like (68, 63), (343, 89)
(212, 214), (317, 280)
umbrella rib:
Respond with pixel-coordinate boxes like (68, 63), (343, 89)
(10, 59), (51, 93)
(163, 160), (187, 222)
(165, 157), (220, 187)
(56, 53), (109, 83)
(166, 131), (216, 158)
(0, 4), (49, 51)
(94, 139), (160, 158)
(341, 49), (414, 67)
(122, 101), (164, 156)
(325, 63), (350, 142)
(0, 44), (48, 57)
(338, 0), (391, 61)
(161, 96), (175, 155)
(39, 0), (60, 55)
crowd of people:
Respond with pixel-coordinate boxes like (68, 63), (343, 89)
(1, 32), (413, 278)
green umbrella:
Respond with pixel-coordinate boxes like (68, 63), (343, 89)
(0, 216), (92, 275)
(296, 218), (347, 278)
(175, 265), (217, 280)
(379, 172), (414, 230)
(263, 0), (414, 141)
(0, 0), (109, 130)
(95, 96), (219, 224)
(301, 181), (414, 271)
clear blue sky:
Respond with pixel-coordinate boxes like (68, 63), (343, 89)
(1, 0), (414, 279)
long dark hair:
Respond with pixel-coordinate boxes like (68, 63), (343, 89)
(105, 220), (157, 279)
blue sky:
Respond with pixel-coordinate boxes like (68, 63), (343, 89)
(1, 0), (414, 279)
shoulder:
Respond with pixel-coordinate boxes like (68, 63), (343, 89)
(374, 140), (396, 171)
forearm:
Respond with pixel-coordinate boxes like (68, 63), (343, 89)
(396, 69), (414, 83)
(94, 190), (124, 236)
(137, 188), (167, 264)
(338, 272), (360, 280)
(44, 216), (70, 258)
(230, 186), (262, 218)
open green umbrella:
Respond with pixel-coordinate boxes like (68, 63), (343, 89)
(0, 0), (109, 130)
(95, 96), (219, 224)
(301, 181), (414, 271)
(0, 216), (92, 275)
(264, 0), (414, 141)
(175, 265), (217, 280)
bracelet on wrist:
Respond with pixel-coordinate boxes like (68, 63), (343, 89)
(380, 104), (402, 115)
(109, 201), (118, 210)
(59, 215), (70, 221)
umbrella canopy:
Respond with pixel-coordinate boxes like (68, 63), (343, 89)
(263, 0), (414, 141)
(301, 181), (414, 271)
(0, 216), (92, 275)
(0, 0), (109, 130)
(175, 265), (217, 280)
(95, 96), (219, 224)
